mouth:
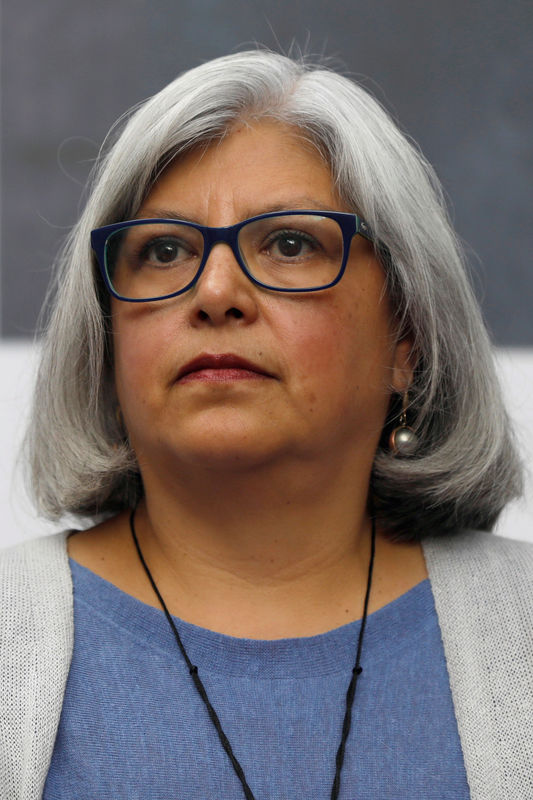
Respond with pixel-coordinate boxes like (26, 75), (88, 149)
(176, 353), (274, 384)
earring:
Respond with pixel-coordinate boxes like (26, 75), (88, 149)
(389, 391), (418, 457)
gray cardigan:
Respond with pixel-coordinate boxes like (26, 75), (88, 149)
(1, 530), (532, 799)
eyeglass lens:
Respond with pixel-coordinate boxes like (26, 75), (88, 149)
(104, 215), (345, 299)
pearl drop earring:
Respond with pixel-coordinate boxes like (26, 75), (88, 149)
(389, 391), (418, 457)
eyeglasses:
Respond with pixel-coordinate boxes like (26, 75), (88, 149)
(90, 210), (374, 302)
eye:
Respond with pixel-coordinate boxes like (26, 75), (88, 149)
(142, 237), (192, 266)
(264, 230), (319, 261)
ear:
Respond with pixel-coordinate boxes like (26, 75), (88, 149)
(391, 336), (416, 394)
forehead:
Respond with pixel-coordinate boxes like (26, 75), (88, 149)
(137, 120), (347, 222)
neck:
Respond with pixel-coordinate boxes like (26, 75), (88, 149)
(70, 451), (428, 638)
(124, 452), (377, 637)
(143, 455), (370, 577)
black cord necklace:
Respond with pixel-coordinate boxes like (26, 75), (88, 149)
(129, 508), (376, 800)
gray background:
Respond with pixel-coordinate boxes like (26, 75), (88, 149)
(2, 0), (532, 342)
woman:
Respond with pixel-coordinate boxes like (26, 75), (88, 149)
(1, 50), (531, 799)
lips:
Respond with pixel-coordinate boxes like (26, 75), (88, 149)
(177, 353), (273, 383)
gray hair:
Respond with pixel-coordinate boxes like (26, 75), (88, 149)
(26, 49), (523, 540)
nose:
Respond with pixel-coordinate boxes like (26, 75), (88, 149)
(187, 240), (259, 327)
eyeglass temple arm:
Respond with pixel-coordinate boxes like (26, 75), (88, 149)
(356, 218), (374, 242)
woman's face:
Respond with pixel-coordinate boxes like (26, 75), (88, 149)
(112, 120), (412, 481)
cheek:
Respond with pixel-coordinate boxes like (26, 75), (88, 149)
(282, 297), (386, 375)
(276, 293), (394, 416)
(111, 309), (178, 413)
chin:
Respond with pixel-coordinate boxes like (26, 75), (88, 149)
(143, 417), (289, 472)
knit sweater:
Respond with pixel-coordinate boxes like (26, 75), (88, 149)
(1, 530), (532, 799)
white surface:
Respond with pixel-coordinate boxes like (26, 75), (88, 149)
(1, 341), (532, 549)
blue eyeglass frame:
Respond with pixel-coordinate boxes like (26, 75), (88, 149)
(90, 209), (374, 302)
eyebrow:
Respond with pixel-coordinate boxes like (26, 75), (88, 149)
(135, 208), (199, 224)
(135, 198), (344, 224)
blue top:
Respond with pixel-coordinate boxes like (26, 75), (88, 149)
(44, 559), (471, 799)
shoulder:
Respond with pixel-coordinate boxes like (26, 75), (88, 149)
(0, 530), (74, 653)
(0, 530), (73, 604)
(423, 528), (532, 580)
(422, 529), (533, 599)
(0, 529), (71, 566)
(422, 529), (533, 623)
(0, 533), (74, 794)
(0, 532), (74, 662)
(422, 530), (533, 796)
